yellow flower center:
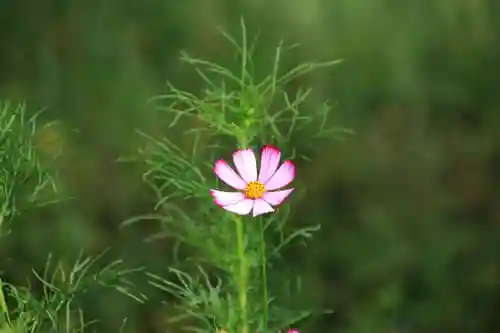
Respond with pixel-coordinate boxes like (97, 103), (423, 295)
(244, 181), (266, 199)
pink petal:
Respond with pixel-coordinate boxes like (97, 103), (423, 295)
(262, 188), (294, 206)
(214, 160), (247, 190)
(221, 198), (254, 215)
(258, 145), (281, 184)
(210, 190), (245, 206)
(264, 160), (296, 191)
(252, 199), (274, 217)
(232, 149), (257, 183)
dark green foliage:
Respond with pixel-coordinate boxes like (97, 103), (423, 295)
(1, 1), (500, 332)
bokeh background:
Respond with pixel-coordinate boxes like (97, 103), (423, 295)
(1, 0), (500, 332)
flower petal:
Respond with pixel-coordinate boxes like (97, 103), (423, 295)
(264, 160), (296, 191)
(262, 188), (294, 206)
(214, 160), (247, 190)
(258, 145), (281, 184)
(233, 148), (257, 183)
(221, 198), (254, 215)
(252, 199), (274, 217)
(210, 190), (245, 206)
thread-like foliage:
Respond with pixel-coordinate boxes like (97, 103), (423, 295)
(0, 102), (146, 332)
(122, 19), (347, 333)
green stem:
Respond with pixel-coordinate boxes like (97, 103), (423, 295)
(234, 215), (248, 333)
(259, 217), (269, 328)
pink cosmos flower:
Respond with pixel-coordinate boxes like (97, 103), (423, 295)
(287, 330), (299, 333)
(210, 145), (295, 217)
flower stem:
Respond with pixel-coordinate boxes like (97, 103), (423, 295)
(259, 217), (269, 328)
(234, 215), (249, 333)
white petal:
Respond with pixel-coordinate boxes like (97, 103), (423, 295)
(233, 149), (257, 183)
(252, 199), (274, 217)
(210, 190), (245, 206)
(262, 188), (294, 206)
(222, 199), (254, 215)
(258, 145), (281, 184)
(264, 160), (296, 191)
(214, 160), (247, 190)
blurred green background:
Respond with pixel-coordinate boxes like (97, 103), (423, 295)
(1, 0), (500, 332)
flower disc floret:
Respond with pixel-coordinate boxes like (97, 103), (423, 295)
(244, 181), (266, 199)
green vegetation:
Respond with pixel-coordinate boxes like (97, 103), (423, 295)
(1, 1), (499, 332)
